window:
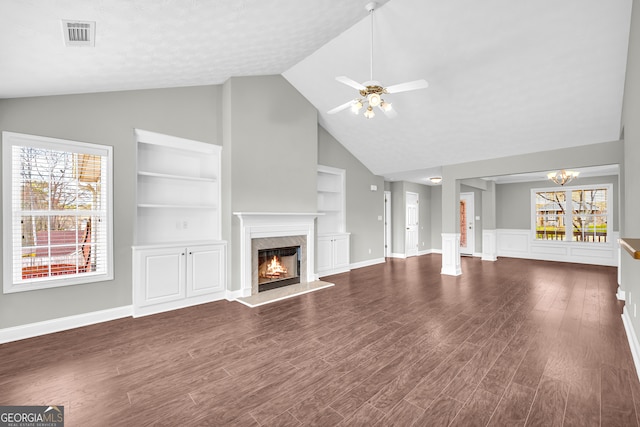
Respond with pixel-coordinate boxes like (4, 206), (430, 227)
(3, 132), (113, 293)
(532, 184), (611, 243)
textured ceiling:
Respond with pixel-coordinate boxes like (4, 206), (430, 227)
(0, 0), (633, 183)
(0, 0), (388, 98)
(284, 0), (632, 181)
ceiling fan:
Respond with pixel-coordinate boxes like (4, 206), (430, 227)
(328, 1), (429, 119)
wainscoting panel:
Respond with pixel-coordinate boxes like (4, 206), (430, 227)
(496, 229), (619, 267)
(496, 230), (529, 255)
(530, 245), (567, 256)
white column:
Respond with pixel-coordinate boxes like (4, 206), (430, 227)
(482, 229), (498, 262)
(441, 233), (462, 276)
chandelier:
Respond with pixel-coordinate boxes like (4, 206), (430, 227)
(547, 170), (579, 186)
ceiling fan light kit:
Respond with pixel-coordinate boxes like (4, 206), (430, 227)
(364, 106), (375, 119)
(328, 1), (428, 119)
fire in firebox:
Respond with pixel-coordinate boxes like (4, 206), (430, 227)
(264, 255), (287, 279)
(257, 246), (301, 292)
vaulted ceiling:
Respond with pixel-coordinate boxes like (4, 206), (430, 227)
(0, 0), (632, 183)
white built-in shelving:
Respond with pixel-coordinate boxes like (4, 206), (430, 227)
(135, 130), (221, 245)
(317, 165), (350, 276)
(317, 165), (346, 235)
(132, 129), (226, 316)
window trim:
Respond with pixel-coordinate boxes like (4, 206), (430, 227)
(530, 183), (613, 246)
(2, 131), (114, 293)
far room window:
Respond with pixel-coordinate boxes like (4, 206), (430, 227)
(532, 184), (611, 243)
(2, 132), (113, 293)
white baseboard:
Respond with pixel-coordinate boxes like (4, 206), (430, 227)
(618, 287), (627, 301)
(391, 250), (440, 257)
(0, 305), (133, 345)
(350, 257), (385, 270)
(133, 291), (228, 318)
(622, 307), (640, 382)
(225, 289), (244, 301)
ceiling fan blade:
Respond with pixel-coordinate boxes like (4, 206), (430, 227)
(385, 79), (429, 94)
(336, 76), (366, 91)
(327, 99), (356, 114)
(381, 105), (398, 118)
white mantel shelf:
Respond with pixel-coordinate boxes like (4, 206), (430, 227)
(234, 212), (321, 297)
(233, 212), (324, 218)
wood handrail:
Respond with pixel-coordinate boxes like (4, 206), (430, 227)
(620, 238), (640, 259)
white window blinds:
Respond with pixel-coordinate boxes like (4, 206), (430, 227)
(2, 132), (113, 293)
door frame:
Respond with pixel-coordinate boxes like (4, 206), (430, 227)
(460, 192), (475, 256)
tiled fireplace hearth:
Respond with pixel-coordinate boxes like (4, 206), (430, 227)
(234, 212), (320, 297)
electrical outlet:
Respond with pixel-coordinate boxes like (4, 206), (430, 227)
(368, 248), (372, 254)
(183, 220), (188, 229)
(378, 215), (382, 221)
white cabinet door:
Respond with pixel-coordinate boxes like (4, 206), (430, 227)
(317, 236), (333, 273)
(136, 246), (186, 307)
(187, 244), (225, 297)
(333, 234), (350, 270)
(317, 233), (350, 276)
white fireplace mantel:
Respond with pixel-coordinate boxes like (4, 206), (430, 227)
(234, 212), (322, 297)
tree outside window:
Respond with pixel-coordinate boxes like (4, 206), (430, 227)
(3, 132), (113, 293)
(534, 186), (609, 243)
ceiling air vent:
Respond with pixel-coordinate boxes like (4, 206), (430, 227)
(61, 20), (95, 47)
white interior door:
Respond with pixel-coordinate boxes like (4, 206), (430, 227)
(460, 192), (475, 255)
(384, 191), (391, 257)
(405, 192), (419, 257)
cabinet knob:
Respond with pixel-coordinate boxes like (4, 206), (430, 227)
(189, 252), (192, 255)
(181, 253), (185, 256)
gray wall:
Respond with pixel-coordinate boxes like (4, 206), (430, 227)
(621, 0), (640, 341)
(0, 85), (222, 329)
(430, 185), (442, 250)
(495, 175), (620, 231)
(482, 181), (497, 230)
(441, 140), (624, 234)
(223, 75), (318, 291)
(318, 126), (385, 263)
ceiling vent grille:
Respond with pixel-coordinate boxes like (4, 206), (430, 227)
(61, 20), (95, 47)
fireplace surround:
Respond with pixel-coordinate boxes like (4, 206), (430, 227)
(234, 212), (320, 297)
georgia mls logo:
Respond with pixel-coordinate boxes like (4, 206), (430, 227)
(0, 405), (64, 427)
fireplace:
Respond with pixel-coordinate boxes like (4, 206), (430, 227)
(234, 212), (320, 297)
(257, 246), (301, 292)
(251, 234), (307, 295)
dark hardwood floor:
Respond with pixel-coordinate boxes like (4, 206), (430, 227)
(1, 255), (638, 426)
